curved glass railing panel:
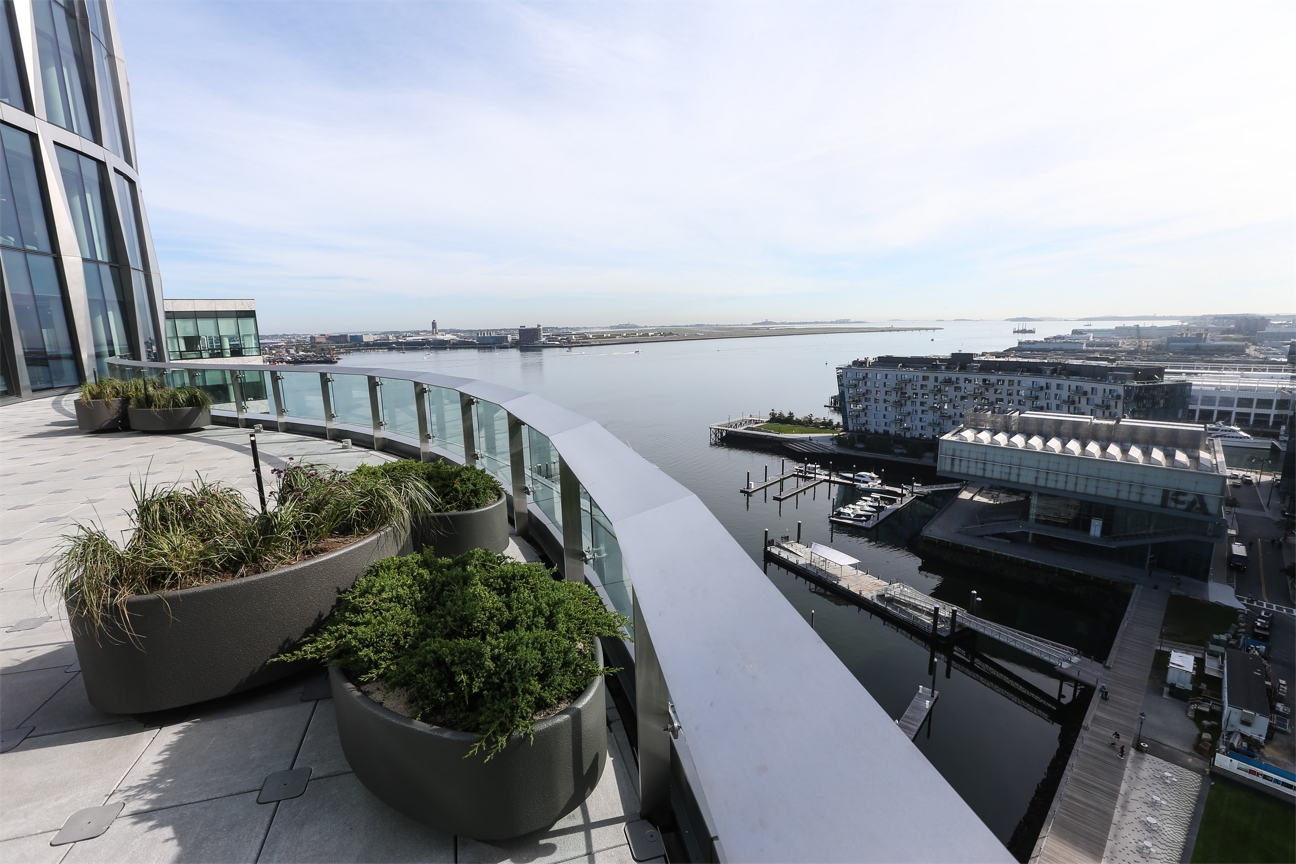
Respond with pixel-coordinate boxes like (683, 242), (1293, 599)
(277, 370), (324, 420)
(380, 377), (419, 439)
(329, 373), (371, 428)
(237, 370), (272, 415)
(424, 384), (464, 461)
(473, 399), (511, 488)
(526, 425), (562, 532)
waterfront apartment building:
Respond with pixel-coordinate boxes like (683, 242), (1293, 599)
(0, 0), (165, 399)
(936, 411), (1228, 579)
(837, 354), (1190, 441)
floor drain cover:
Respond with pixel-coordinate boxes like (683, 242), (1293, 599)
(625, 819), (666, 861)
(6, 615), (50, 632)
(301, 676), (331, 701)
(1, 726), (33, 753)
(51, 802), (124, 845)
(258, 767), (312, 803)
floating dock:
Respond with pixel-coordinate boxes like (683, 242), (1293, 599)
(897, 686), (939, 739)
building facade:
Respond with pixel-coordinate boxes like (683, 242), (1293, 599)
(163, 299), (260, 362)
(936, 411), (1228, 579)
(0, 0), (164, 400)
(837, 354), (1189, 441)
(1165, 364), (1294, 432)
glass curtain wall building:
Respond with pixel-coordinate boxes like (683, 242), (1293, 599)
(0, 0), (164, 399)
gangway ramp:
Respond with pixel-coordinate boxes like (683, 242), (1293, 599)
(897, 686), (938, 739)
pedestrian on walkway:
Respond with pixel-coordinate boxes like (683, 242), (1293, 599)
(1110, 731), (1120, 747)
(1119, 745), (1126, 760)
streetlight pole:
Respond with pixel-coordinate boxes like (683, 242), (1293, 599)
(1136, 711), (1147, 751)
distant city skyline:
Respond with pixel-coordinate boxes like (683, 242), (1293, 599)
(119, 1), (1294, 333)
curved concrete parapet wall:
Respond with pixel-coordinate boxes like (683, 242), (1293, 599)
(69, 526), (410, 715)
(106, 357), (1012, 864)
(330, 643), (606, 840)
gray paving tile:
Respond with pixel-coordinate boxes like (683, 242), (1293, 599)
(1, 666), (71, 730)
(25, 673), (127, 738)
(0, 641), (78, 676)
(457, 739), (639, 864)
(108, 700), (314, 816)
(60, 790), (272, 864)
(258, 773), (454, 863)
(292, 699), (351, 779)
(0, 830), (67, 864)
(0, 721), (154, 840)
(0, 618), (73, 651)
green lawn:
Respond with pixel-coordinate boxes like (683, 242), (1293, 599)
(1191, 778), (1296, 863)
(1163, 594), (1239, 645)
(757, 423), (836, 435)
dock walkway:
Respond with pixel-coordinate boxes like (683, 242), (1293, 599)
(896, 686), (938, 739)
(1030, 585), (1170, 864)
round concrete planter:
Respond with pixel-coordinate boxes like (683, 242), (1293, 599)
(330, 641), (607, 840)
(127, 405), (211, 433)
(69, 526), (411, 715)
(414, 494), (509, 557)
(75, 398), (129, 432)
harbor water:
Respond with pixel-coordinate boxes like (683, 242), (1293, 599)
(341, 319), (1209, 845)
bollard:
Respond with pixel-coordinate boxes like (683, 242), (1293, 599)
(797, 521), (802, 543)
(249, 433), (267, 514)
(810, 609), (815, 629)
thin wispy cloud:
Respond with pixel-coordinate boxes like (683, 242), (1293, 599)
(117, 1), (1294, 331)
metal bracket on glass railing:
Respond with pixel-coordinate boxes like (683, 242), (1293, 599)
(663, 703), (682, 740)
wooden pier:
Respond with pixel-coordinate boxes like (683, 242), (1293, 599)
(1030, 586), (1170, 864)
(897, 686), (939, 739)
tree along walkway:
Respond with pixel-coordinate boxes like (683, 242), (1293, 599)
(1030, 585), (1170, 864)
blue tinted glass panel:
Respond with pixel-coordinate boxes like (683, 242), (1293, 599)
(236, 313), (259, 353)
(238, 370), (271, 414)
(82, 260), (132, 377)
(0, 4), (25, 110)
(129, 269), (157, 359)
(90, 39), (121, 157)
(56, 147), (114, 261)
(113, 172), (142, 267)
(0, 125), (53, 253)
(33, 0), (95, 140)
(587, 494), (631, 629)
(3, 248), (77, 388)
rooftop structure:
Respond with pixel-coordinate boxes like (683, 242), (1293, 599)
(935, 412), (1228, 580)
(162, 299), (260, 363)
(1, 359), (1013, 862)
(1, 0), (165, 399)
(1222, 649), (1270, 741)
(837, 355), (1189, 441)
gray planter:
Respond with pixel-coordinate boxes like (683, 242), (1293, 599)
(414, 494), (509, 557)
(127, 405), (211, 433)
(69, 526), (410, 715)
(75, 398), (129, 432)
(330, 641), (607, 840)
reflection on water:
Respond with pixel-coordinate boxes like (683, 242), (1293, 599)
(343, 319), (1135, 844)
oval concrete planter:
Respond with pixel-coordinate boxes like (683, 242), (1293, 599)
(75, 398), (129, 432)
(414, 494), (509, 557)
(69, 526), (411, 715)
(330, 641), (607, 840)
(127, 405), (211, 433)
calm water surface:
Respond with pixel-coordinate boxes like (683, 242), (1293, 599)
(341, 319), (1136, 843)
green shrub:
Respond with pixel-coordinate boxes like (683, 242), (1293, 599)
(52, 461), (434, 640)
(361, 459), (501, 512)
(279, 549), (629, 760)
(124, 377), (213, 410)
(79, 377), (129, 402)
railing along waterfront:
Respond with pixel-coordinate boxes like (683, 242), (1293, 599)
(107, 358), (1009, 863)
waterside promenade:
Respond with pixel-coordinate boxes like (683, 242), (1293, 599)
(0, 393), (647, 864)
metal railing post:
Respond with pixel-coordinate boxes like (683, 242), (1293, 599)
(634, 595), (672, 823)
(187, 369), (199, 389)
(414, 383), (432, 462)
(368, 376), (385, 451)
(231, 371), (246, 428)
(508, 415), (530, 536)
(320, 373), (335, 441)
(271, 371), (287, 433)
(558, 456), (584, 582)
(459, 393), (477, 465)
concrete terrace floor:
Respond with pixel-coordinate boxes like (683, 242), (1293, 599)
(0, 393), (647, 864)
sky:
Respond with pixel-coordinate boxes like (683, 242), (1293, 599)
(116, 1), (1295, 333)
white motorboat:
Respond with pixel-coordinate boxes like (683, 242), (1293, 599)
(1207, 424), (1280, 451)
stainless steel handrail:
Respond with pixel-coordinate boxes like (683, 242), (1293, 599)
(107, 357), (1009, 863)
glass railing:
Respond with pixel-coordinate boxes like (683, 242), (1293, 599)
(105, 357), (1008, 864)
